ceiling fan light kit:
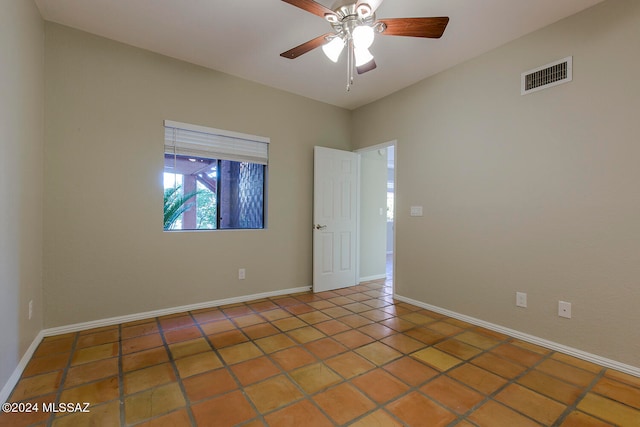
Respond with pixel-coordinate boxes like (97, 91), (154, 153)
(354, 47), (373, 67)
(281, 0), (449, 92)
(352, 24), (375, 49)
(322, 36), (345, 62)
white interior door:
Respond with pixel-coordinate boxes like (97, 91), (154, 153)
(313, 146), (359, 292)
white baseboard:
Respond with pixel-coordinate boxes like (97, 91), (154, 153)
(43, 286), (311, 337)
(359, 274), (386, 282)
(394, 294), (640, 378)
(6, 286), (635, 405)
(1, 285), (310, 403)
(0, 330), (44, 405)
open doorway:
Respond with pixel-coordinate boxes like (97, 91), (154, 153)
(386, 145), (395, 285)
(357, 141), (396, 289)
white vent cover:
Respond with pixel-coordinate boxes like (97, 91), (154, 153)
(521, 56), (572, 95)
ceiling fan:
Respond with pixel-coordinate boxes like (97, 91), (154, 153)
(280, 0), (449, 91)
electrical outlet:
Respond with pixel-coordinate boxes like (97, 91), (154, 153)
(238, 268), (246, 280)
(29, 300), (33, 320)
(516, 292), (527, 308)
(558, 301), (572, 319)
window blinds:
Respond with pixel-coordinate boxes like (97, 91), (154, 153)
(164, 120), (269, 165)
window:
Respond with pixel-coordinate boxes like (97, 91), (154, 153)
(163, 121), (268, 231)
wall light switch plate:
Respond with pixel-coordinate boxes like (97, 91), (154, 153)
(239, 268), (246, 280)
(410, 206), (423, 217)
(516, 292), (527, 308)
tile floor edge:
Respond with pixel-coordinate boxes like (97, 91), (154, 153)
(0, 285), (311, 404)
(0, 330), (45, 404)
(359, 274), (387, 282)
(42, 286), (312, 337)
(393, 293), (640, 379)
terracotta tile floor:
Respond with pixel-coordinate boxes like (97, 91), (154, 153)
(2, 280), (640, 427)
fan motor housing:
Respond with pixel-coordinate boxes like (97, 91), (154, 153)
(327, 2), (376, 37)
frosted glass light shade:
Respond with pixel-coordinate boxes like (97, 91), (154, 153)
(322, 37), (345, 63)
(352, 25), (374, 49)
(354, 47), (374, 67)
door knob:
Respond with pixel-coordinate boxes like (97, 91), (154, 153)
(314, 224), (327, 230)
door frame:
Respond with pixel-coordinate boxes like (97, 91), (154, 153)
(355, 140), (397, 292)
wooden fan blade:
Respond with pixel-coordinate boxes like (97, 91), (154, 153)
(280, 33), (333, 59)
(356, 0), (384, 14)
(379, 17), (449, 38)
(357, 59), (377, 74)
(281, 0), (337, 20)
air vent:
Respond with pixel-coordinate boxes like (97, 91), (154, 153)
(521, 56), (572, 95)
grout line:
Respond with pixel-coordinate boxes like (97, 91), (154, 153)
(232, 288), (384, 425)
(255, 295), (344, 425)
(330, 285), (464, 426)
(551, 367), (607, 427)
(452, 342), (558, 426)
(198, 291), (448, 425)
(46, 332), (79, 427)
(385, 333), (508, 426)
(192, 304), (267, 424)
(280, 285), (449, 426)
(155, 316), (198, 427)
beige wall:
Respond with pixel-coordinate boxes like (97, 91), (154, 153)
(6, 0), (637, 381)
(359, 149), (388, 279)
(43, 23), (351, 327)
(352, 0), (640, 366)
(0, 0), (44, 388)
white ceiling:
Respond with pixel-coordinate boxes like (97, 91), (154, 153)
(35, 0), (606, 110)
